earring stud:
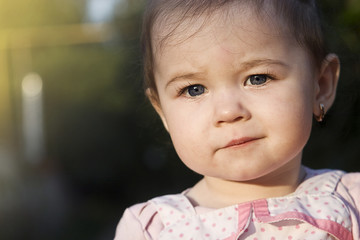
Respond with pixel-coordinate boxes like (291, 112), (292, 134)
(316, 103), (325, 122)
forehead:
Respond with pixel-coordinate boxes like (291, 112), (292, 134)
(151, 2), (287, 56)
(151, 5), (299, 79)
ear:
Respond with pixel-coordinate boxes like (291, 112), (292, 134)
(313, 54), (340, 116)
(146, 88), (169, 131)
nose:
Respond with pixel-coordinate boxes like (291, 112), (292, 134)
(213, 88), (251, 126)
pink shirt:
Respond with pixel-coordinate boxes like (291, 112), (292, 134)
(115, 167), (360, 239)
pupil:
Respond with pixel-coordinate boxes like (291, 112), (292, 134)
(188, 85), (204, 96)
(251, 75), (266, 85)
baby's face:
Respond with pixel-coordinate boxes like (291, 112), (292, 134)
(152, 8), (318, 182)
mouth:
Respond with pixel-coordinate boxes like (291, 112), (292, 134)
(223, 137), (262, 149)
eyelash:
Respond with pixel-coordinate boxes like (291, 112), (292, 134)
(176, 82), (199, 97)
(245, 73), (277, 87)
(175, 72), (277, 96)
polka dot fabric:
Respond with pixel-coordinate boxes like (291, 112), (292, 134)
(149, 169), (353, 240)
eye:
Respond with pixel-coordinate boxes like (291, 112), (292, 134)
(245, 74), (269, 86)
(186, 84), (205, 97)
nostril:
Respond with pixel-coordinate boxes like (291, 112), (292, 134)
(216, 115), (246, 127)
(233, 116), (243, 122)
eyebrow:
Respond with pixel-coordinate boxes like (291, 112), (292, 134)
(165, 72), (206, 89)
(165, 59), (290, 89)
(239, 59), (290, 71)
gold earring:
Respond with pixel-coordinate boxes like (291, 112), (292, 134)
(316, 103), (325, 122)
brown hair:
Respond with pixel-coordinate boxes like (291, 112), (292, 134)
(142, 0), (328, 102)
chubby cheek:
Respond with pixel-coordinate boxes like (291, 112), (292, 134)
(163, 105), (211, 167)
(269, 88), (314, 153)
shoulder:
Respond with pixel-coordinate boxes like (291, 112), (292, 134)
(114, 201), (162, 240)
(300, 167), (360, 238)
(338, 172), (360, 208)
(303, 167), (359, 202)
(301, 167), (360, 206)
(114, 193), (190, 240)
(335, 172), (360, 239)
(340, 172), (360, 190)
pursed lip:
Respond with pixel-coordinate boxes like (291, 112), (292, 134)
(223, 137), (262, 149)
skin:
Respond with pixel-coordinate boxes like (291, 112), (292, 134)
(148, 6), (340, 208)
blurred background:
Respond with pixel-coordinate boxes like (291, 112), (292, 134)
(0, 0), (359, 239)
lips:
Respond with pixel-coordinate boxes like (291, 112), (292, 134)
(224, 137), (261, 149)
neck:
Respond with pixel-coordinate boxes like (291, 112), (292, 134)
(186, 164), (305, 209)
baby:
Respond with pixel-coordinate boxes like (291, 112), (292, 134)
(115, 0), (360, 239)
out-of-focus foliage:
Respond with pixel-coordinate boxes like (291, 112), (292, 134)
(0, 0), (359, 239)
(0, 0), (86, 28)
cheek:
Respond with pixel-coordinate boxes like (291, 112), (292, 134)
(269, 87), (314, 145)
(163, 99), (210, 131)
(163, 104), (211, 159)
(259, 79), (314, 127)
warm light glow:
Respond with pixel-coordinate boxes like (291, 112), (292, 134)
(22, 72), (43, 97)
(21, 72), (44, 164)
